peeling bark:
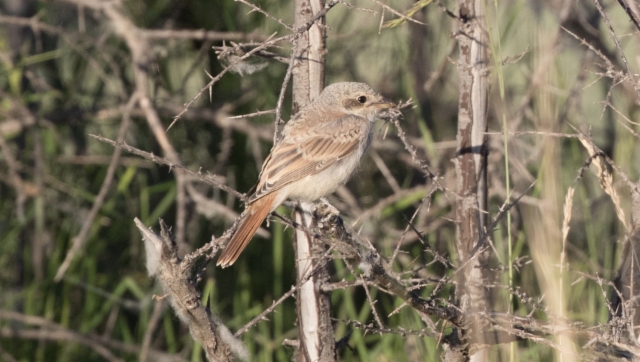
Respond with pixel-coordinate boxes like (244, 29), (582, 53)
(446, 0), (491, 360)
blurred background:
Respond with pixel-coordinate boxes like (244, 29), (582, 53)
(1, 0), (639, 360)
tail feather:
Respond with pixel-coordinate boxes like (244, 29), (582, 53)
(216, 193), (277, 268)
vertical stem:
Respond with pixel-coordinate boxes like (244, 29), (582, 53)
(450, 0), (490, 360)
(486, 0), (515, 359)
(291, 0), (334, 360)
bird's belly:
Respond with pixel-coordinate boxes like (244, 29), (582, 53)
(284, 150), (362, 202)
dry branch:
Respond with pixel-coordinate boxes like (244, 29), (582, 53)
(0, 310), (185, 362)
(313, 204), (462, 326)
(88, 135), (244, 200)
(134, 219), (246, 361)
(450, 0), (491, 359)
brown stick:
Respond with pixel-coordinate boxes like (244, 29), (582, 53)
(449, 0), (491, 359)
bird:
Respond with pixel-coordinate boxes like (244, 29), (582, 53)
(216, 82), (394, 268)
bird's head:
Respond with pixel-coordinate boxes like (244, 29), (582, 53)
(320, 82), (394, 121)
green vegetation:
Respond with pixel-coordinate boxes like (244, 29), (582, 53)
(1, 0), (639, 360)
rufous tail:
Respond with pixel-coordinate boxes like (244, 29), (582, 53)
(216, 193), (277, 268)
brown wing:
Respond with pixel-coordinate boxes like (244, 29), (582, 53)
(249, 114), (367, 203)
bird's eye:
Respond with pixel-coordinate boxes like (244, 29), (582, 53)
(357, 96), (367, 104)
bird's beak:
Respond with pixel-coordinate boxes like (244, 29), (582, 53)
(372, 98), (395, 109)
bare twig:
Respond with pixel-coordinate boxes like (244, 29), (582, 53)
(592, 0), (640, 99)
(390, 193), (430, 264)
(369, 0), (427, 26)
(54, 92), (137, 282)
(615, 0), (640, 32)
(360, 274), (385, 331)
(236, 0), (294, 30)
(314, 204), (462, 325)
(274, 39), (298, 143)
(139, 299), (166, 362)
(144, 28), (263, 41)
(333, 318), (440, 338)
(227, 109), (276, 119)
(234, 258), (330, 336)
(89, 134), (245, 200)
(168, 0), (341, 130)
(0, 310), (186, 362)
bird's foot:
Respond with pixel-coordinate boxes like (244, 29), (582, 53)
(315, 198), (340, 225)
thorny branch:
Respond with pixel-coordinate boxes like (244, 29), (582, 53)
(5, 0), (640, 360)
(134, 219), (245, 361)
(168, 0), (341, 129)
(89, 134), (245, 200)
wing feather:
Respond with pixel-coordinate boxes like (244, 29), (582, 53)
(249, 115), (367, 202)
